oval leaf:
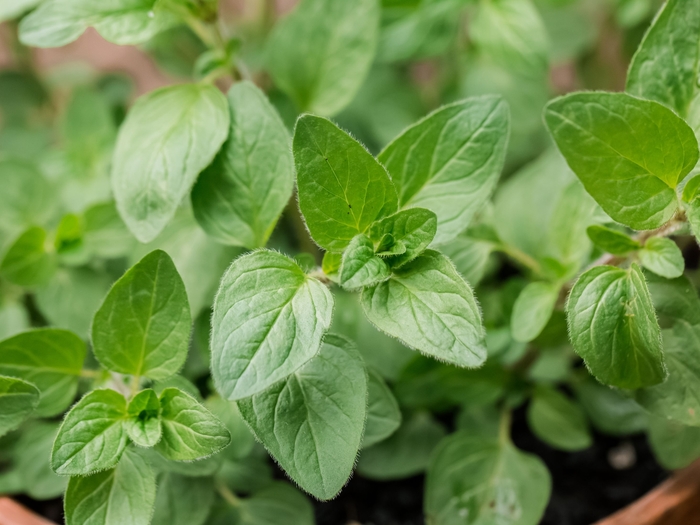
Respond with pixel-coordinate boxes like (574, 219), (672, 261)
(510, 281), (560, 343)
(527, 386), (592, 451)
(340, 234), (390, 290)
(126, 389), (161, 448)
(639, 237), (685, 279)
(0, 375), (40, 437)
(362, 369), (401, 449)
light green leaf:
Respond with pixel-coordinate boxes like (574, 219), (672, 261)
(321, 251), (342, 278)
(510, 281), (559, 343)
(294, 115), (398, 252)
(439, 231), (496, 286)
(191, 81), (293, 249)
(83, 201), (136, 259)
(92, 250), (191, 381)
(545, 92), (699, 230)
(0, 328), (86, 417)
(368, 208), (437, 267)
(155, 387), (230, 461)
(425, 432), (551, 525)
(238, 334), (367, 500)
(52, 389), (129, 476)
(126, 389), (161, 448)
(340, 234), (391, 290)
(139, 447), (220, 477)
(648, 415), (700, 470)
(0, 226), (55, 287)
(361, 250), (487, 368)
(0, 376), (40, 437)
(363, 368), (401, 449)
(639, 237), (685, 278)
(64, 447), (156, 525)
(151, 472), (214, 525)
(0, 0), (41, 22)
(358, 412), (445, 480)
(647, 273), (700, 327)
(112, 84), (229, 243)
(204, 397), (255, 461)
(586, 225), (640, 255)
(626, 0), (700, 121)
(378, 97), (509, 244)
(265, 0), (379, 116)
(211, 250), (334, 400)
(0, 299), (29, 341)
(566, 264), (665, 389)
(527, 387), (591, 451)
(19, 0), (178, 48)
(16, 421), (68, 499)
(237, 482), (315, 525)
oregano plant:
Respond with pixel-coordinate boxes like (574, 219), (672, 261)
(2, 0), (700, 524)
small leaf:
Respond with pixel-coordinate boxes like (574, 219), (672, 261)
(639, 237), (685, 278)
(112, 84), (230, 242)
(362, 369), (401, 449)
(0, 226), (55, 287)
(378, 97), (509, 244)
(361, 250), (487, 368)
(545, 92), (698, 229)
(83, 201), (136, 259)
(155, 387), (230, 461)
(340, 234), (391, 290)
(211, 250), (334, 400)
(510, 281), (559, 343)
(425, 432), (551, 525)
(0, 375), (40, 437)
(648, 415), (700, 470)
(51, 389), (129, 476)
(126, 389), (161, 448)
(294, 115), (398, 252)
(368, 208), (437, 267)
(238, 334), (368, 500)
(64, 448), (156, 525)
(0, 328), (86, 417)
(151, 472), (214, 525)
(237, 482), (315, 525)
(191, 82), (294, 249)
(265, 0), (380, 116)
(527, 387), (592, 451)
(321, 251), (342, 278)
(566, 264), (665, 389)
(587, 225), (641, 255)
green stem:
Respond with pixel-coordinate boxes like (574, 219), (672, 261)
(498, 408), (511, 445)
(217, 483), (241, 507)
(79, 369), (103, 379)
(130, 375), (141, 398)
(498, 245), (542, 276)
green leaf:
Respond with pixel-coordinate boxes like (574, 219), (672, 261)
(0, 0), (41, 22)
(626, 0), (700, 121)
(294, 115), (398, 252)
(378, 97), (509, 244)
(0, 376), (39, 437)
(340, 234), (391, 290)
(237, 482), (315, 525)
(647, 273), (700, 327)
(204, 397), (255, 461)
(112, 84), (229, 242)
(238, 334), (367, 500)
(265, 0), (379, 116)
(52, 389), (129, 476)
(648, 415), (700, 470)
(155, 387), (230, 461)
(151, 472), (214, 525)
(0, 226), (55, 287)
(361, 250), (487, 368)
(586, 225), (641, 255)
(566, 264), (666, 389)
(15, 421), (67, 499)
(321, 251), (342, 278)
(64, 448), (156, 525)
(358, 412), (446, 480)
(639, 237), (685, 279)
(527, 387), (592, 451)
(363, 368), (401, 449)
(19, 0), (178, 48)
(0, 299), (29, 341)
(572, 377), (648, 436)
(368, 208), (437, 267)
(126, 389), (161, 448)
(191, 82), (294, 249)
(83, 201), (136, 259)
(92, 250), (191, 381)
(545, 92), (699, 230)
(439, 231), (495, 286)
(0, 328), (86, 417)
(425, 433), (551, 525)
(211, 250), (334, 400)
(510, 281), (559, 343)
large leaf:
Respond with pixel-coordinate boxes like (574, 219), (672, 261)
(545, 92), (698, 230)
(573, 377), (648, 436)
(92, 250), (191, 381)
(294, 115), (398, 252)
(64, 448), (156, 525)
(191, 82), (294, 249)
(0, 375), (40, 437)
(238, 334), (367, 500)
(112, 84), (229, 242)
(151, 472), (214, 525)
(15, 421), (67, 499)
(265, 0), (379, 116)
(425, 433), (551, 525)
(51, 389), (129, 476)
(361, 250), (487, 368)
(378, 97), (509, 244)
(566, 264), (665, 389)
(0, 328), (85, 417)
(211, 250), (333, 400)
